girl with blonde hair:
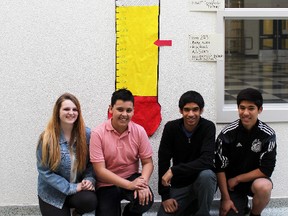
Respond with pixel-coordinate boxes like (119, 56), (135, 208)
(37, 93), (97, 216)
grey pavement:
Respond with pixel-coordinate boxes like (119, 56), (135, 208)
(1, 199), (288, 215)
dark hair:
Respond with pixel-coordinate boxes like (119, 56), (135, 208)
(237, 88), (263, 109)
(178, 90), (205, 110)
(111, 88), (134, 106)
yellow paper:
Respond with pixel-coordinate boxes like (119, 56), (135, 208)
(116, 6), (159, 96)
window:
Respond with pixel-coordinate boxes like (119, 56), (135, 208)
(216, 0), (288, 122)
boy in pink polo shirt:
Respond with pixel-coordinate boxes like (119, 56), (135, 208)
(90, 88), (154, 216)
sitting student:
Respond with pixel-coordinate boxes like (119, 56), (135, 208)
(37, 93), (97, 216)
(158, 90), (217, 216)
(215, 88), (277, 216)
(90, 88), (154, 216)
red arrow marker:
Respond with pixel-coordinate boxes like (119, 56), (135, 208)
(154, 39), (172, 47)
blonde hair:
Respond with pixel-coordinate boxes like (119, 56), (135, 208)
(38, 93), (88, 172)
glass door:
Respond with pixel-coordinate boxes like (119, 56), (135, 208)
(260, 20), (288, 58)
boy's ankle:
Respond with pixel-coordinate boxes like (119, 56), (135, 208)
(250, 212), (260, 216)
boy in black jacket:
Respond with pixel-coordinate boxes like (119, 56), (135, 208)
(215, 88), (277, 216)
(158, 90), (217, 216)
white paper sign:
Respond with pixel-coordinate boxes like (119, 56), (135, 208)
(189, 34), (224, 62)
(189, 0), (224, 11)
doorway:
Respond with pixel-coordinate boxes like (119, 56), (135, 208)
(259, 20), (288, 58)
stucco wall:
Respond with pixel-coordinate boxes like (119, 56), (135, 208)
(0, 0), (287, 206)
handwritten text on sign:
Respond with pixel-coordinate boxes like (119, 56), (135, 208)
(189, 0), (224, 11)
(189, 34), (224, 62)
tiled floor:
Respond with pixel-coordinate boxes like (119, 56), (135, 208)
(225, 55), (288, 104)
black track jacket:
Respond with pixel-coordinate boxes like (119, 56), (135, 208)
(215, 119), (277, 180)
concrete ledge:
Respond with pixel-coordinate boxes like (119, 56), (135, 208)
(1, 198), (288, 216)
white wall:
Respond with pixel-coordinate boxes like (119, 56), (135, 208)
(0, 0), (287, 206)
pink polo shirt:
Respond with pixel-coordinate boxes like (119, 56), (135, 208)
(90, 119), (153, 188)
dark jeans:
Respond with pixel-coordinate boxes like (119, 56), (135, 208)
(157, 170), (217, 216)
(96, 173), (154, 216)
(38, 190), (97, 216)
(226, 190), (249, 216)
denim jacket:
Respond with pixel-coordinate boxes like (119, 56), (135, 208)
(37, 127), (95, 209)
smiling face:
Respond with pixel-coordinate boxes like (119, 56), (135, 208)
(59, 99), (79, 127)
(109, 99), (134, 134)
(180, 102), (203, 132)
(238, 100), (262, 131)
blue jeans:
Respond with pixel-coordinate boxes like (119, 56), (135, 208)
(96, 173), (154, 216)
(157, 170), (217, 216)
